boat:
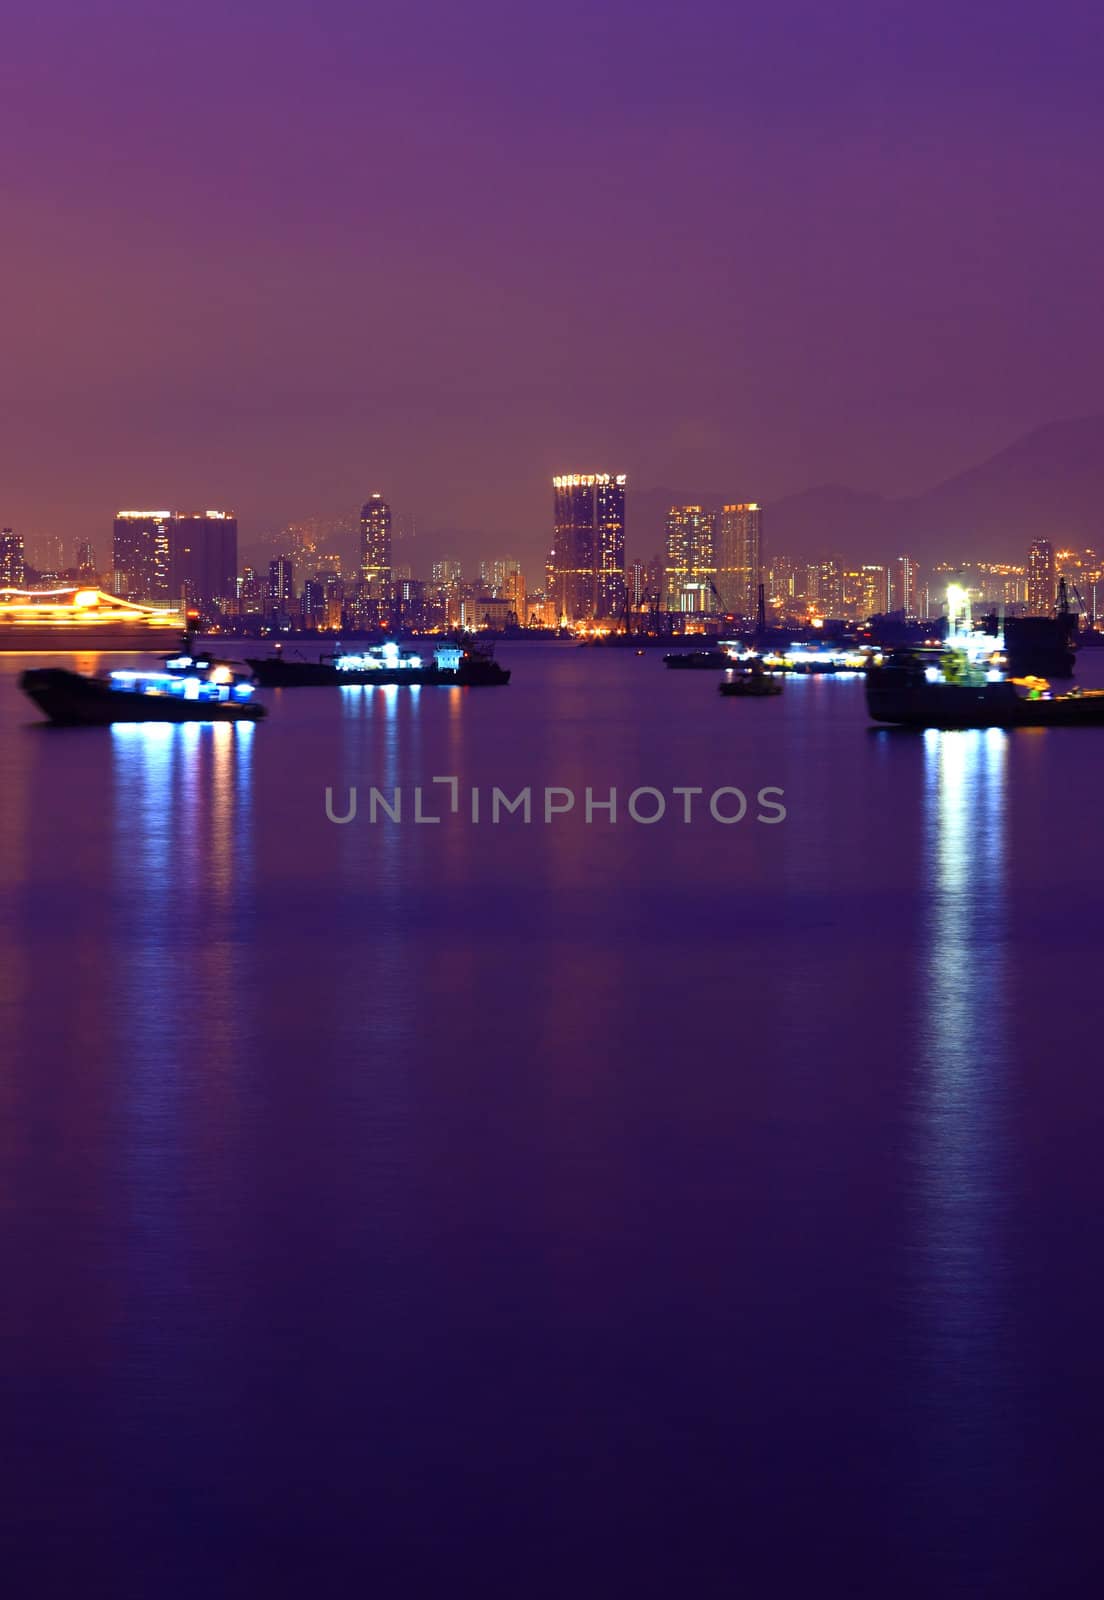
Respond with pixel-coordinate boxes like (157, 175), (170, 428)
(718, 665), (784, 697)
(20, 662), (265, 725)
(866, 648), (1104, 728)
(663, 649), (729, 670)
(246, 639), (509, 687)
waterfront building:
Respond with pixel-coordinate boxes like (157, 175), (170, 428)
(1027, 539), (1056, 614)
(892, 554), (921, 617)
(551, 473), (626, 622)
(268, 556), (295, 624)
(113, 511), (172, 603)
(360, 495), (392, 597)
(716, 503), (763, 619)
(664, 505), (717, 612)
(0, 529), (26, 588)
(169, 511), (237, 613)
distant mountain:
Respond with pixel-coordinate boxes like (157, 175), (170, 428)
(636, 417), (1104, 564)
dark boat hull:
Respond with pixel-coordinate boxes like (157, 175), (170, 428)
(718, 678), (783, 697)
(20, 668), (266, 725)
(664, 651), (729, 670)
(866, 674), (1104, 728)
(247, 658), (509, 687)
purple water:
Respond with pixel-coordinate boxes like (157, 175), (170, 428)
(2, 643), (1102, 1596)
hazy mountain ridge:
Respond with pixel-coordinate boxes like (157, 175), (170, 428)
(635, 417), (1104, 565)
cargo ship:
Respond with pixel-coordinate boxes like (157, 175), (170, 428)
(866, 649), (1104, 728)
(20, 662), (265, 725)
(247, 639), (509, 687)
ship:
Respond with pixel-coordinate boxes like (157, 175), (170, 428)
(0, 586), (186, 652)
(866, 649), (1104, 728)
(246, 639), (509, 687)
(20, 662), (265, 725)
(718, 661), (784, 698)
(663, 649), (730, 669)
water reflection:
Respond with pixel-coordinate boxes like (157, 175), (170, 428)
(110, 723), (255, 1055)
(913, 729), (1013, 1462)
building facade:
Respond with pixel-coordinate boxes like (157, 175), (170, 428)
(0, 529), (26, 588)
(169, 511), (238, 612)
(113, 511), (172, 602)
(360, 495), (392, 597)
(1027, 539), (1056, 614)
(551, 474), (626, 622)
(664, 506), (717, 612)
(716, 503), (763, 619)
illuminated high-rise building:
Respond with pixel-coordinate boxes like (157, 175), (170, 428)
(551, 474), (626, 622)
(716, 503), (762, 619)
(858, 563), (890, 618)
(76, 541), (97, 578)
(892, 555), (921, 617)
(1, 529), (26, 588)
(169, 511), (237, 612)
(360, 495), (392, 596)
(1027, 539), (1056, 614)
(113, 511), (172, 602)
(807, 556), (844, 617)
(268, 556), (295, 620)
(664, 505), (716, 612)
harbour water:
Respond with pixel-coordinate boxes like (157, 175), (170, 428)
(2, 643), (1103, 1595)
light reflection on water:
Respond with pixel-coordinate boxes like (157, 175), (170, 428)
(912, 729), (1015, 1474)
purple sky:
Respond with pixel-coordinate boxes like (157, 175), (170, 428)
(3, 0), (1103, 567)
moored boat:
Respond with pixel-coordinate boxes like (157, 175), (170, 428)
(247, 639), (509, 687)
(866, 649), (1104, 728)
(20, 663), (265, 725)
(663, 650), (730, 670)
(718, 665), (784, 697)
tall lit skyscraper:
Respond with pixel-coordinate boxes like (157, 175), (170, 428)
(0, 529), (26, 587)
(551, 474), (626, 622)
(360, 495), (392, 596)
(169, 511), (237, 611)
(892, 555), (921, 617)
(268, 556), (295, 619)
(807, 556), (844, 617)
(1027, 539), (1056, 614)
(113, 511), (172, 602)
(858, 563), (890, 617)
(716, 503), (762, 619)
(664, 506), (717, 612)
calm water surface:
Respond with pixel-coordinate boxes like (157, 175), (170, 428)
(1, 643), (1102, 1596)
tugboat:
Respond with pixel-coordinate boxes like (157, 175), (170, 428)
(20, 660), (264, 725)
(247, 638), (509, 687)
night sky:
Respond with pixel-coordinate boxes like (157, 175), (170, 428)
(4, 0), (1103, 560)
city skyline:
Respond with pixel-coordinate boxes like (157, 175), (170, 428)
(7, 410), (1104, 583)
(6, 2), (1104, 555)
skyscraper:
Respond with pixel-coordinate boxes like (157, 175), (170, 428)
(551, 474), (626, 622)
(716, 503), (763, 619)
(664, 506), (717, 612)
(113, 511), (172, 602)
(169, 511), (237, 612)
(807, 556), (844, 617)
(268, 556), (295, 621)
(1027, 539), (1056, 614)
(0, 529), (25, 588)
(892, 555), (921, 617)
(360, 495), (392, 597)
